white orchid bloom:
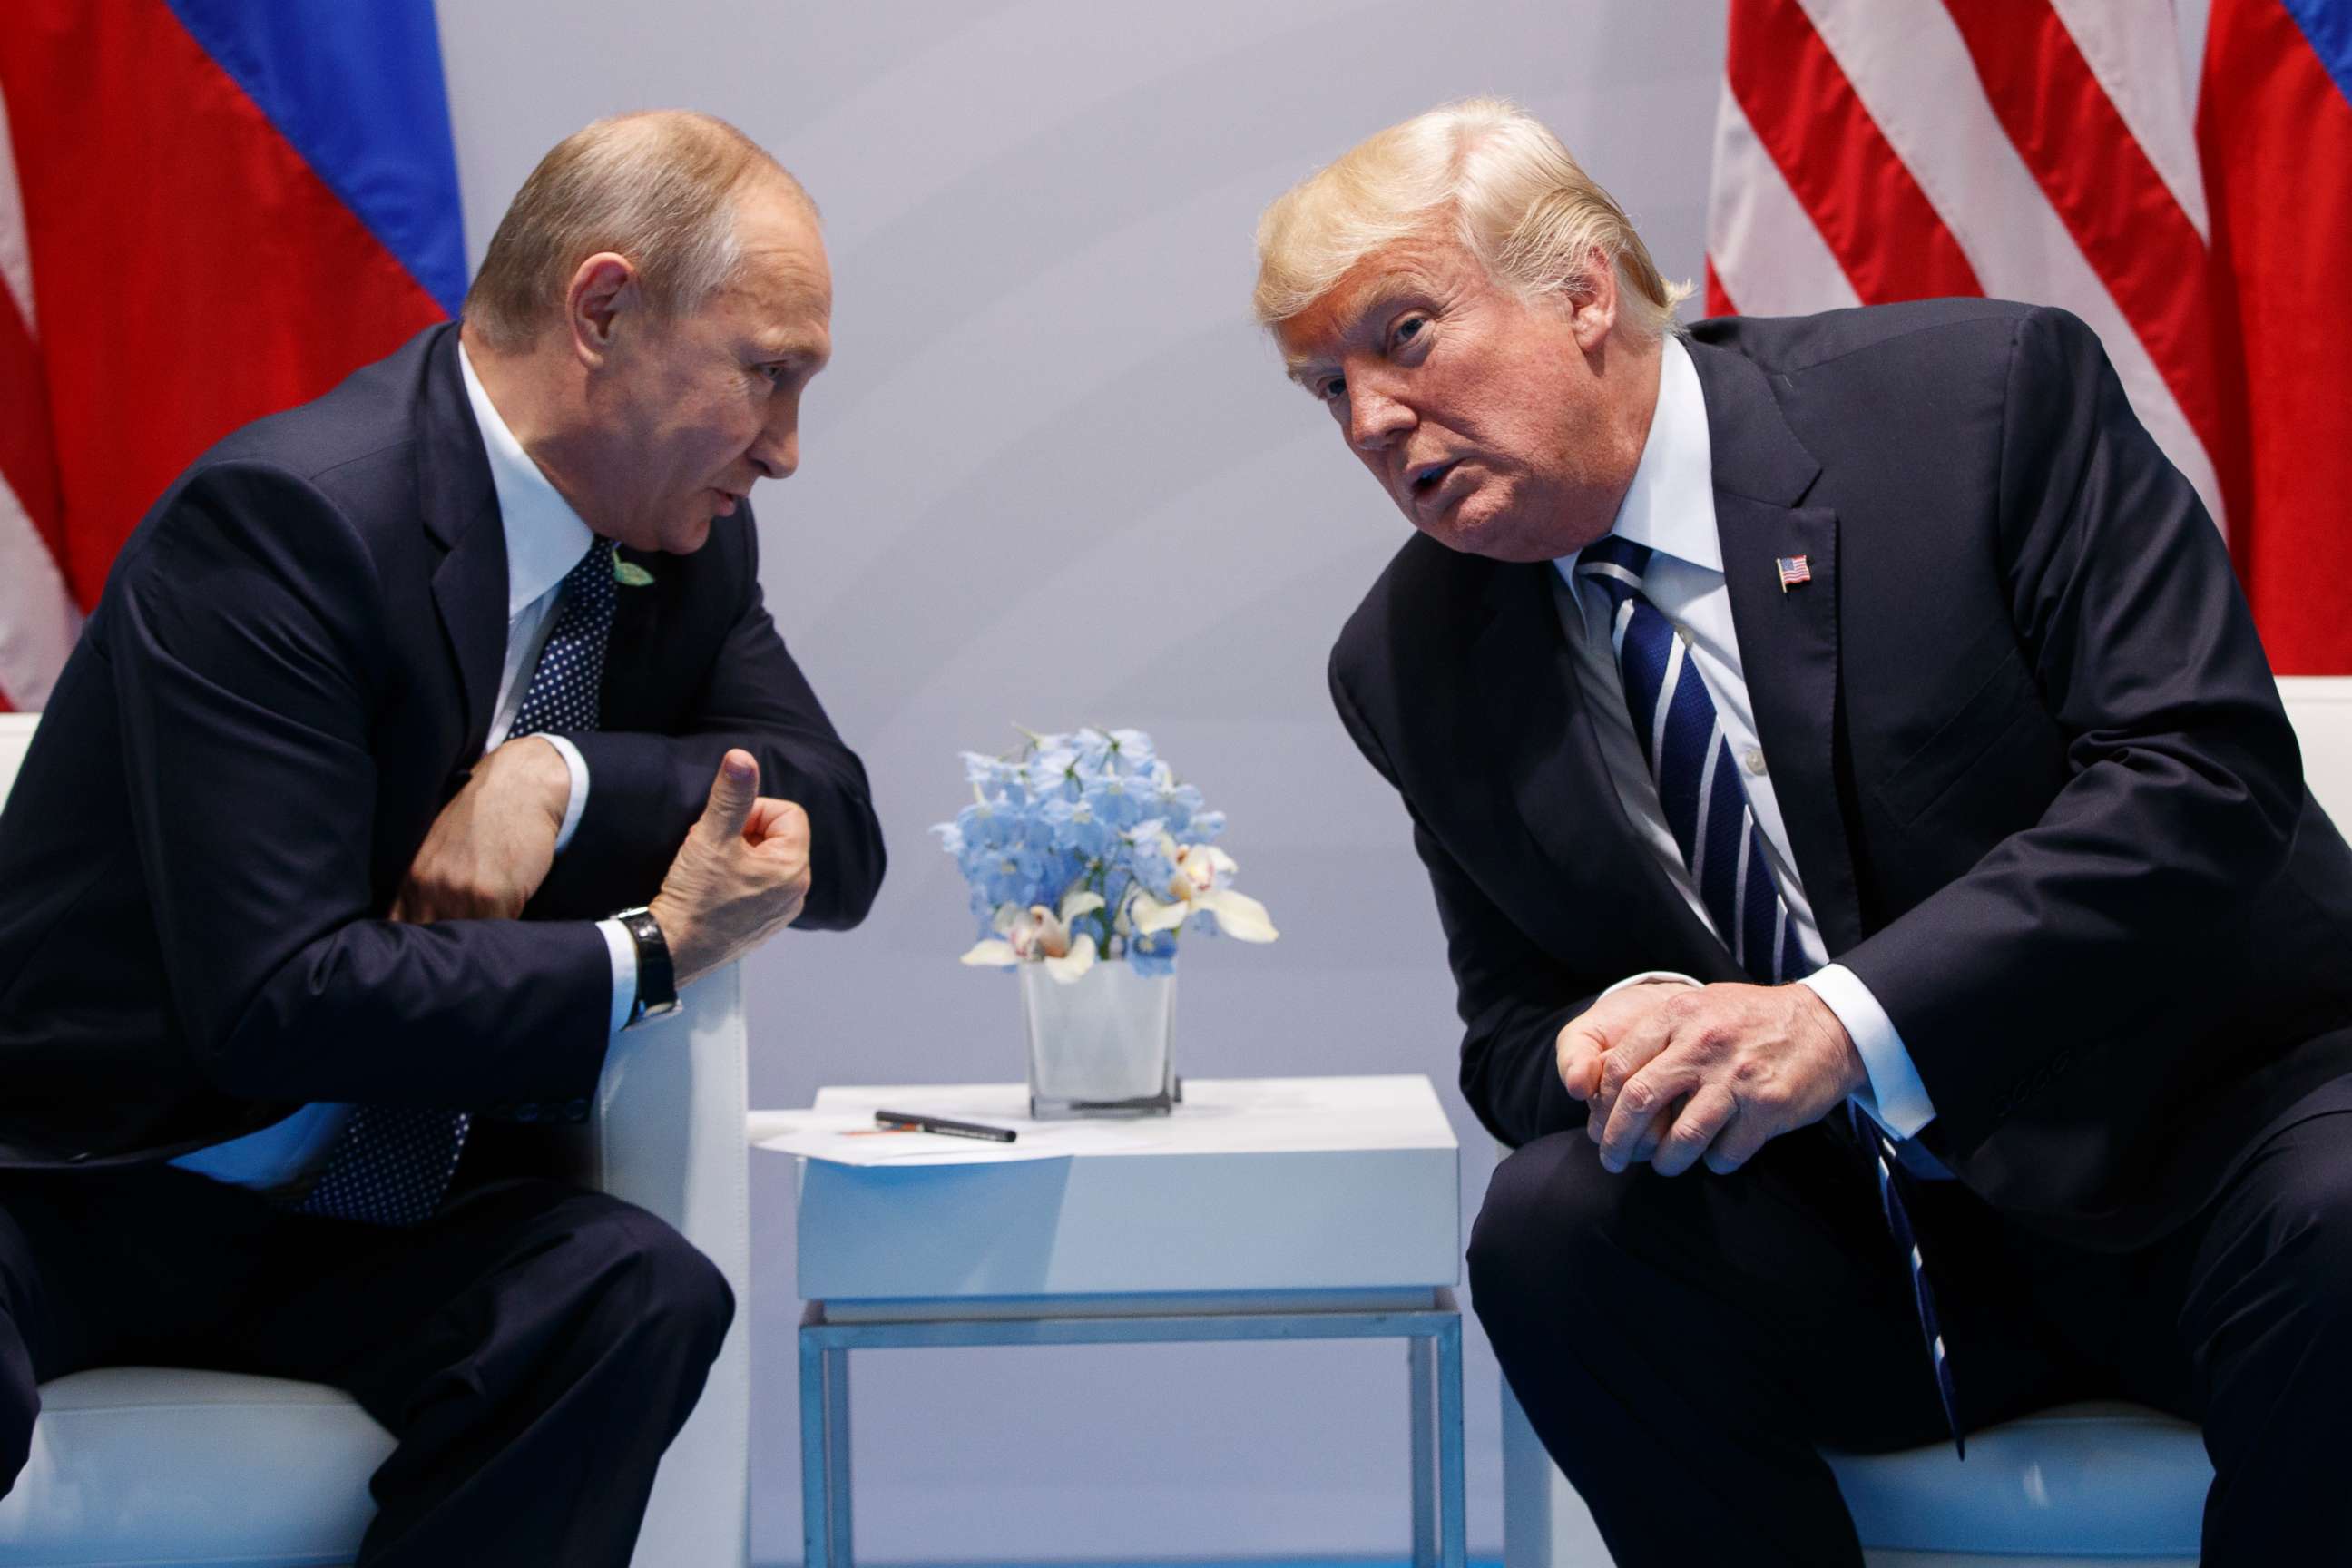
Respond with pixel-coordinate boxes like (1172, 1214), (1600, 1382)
(960, 890), (1108, 977)
(1128, 837), (1279, 944)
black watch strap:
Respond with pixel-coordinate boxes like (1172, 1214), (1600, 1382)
(614, 906), (681, 1027)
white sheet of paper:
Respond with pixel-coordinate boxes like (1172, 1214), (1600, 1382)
(750, 1108), (1178, 1166)
(750, 1077), (1455, 1167)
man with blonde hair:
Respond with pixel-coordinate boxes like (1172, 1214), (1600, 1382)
(0, 111), (883, 1563)
(1260, 98), (2352, 1563)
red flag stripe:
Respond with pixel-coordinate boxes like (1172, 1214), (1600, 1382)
(1705, 258), (1738, 318)
(1726, 0), (1984, 305)
(1941, 1), (2245, 528)
(0, 289), (62, 560)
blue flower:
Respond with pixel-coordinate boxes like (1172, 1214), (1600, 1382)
(1127, 928), (1178, 975)
(942, 725), (1276, 975)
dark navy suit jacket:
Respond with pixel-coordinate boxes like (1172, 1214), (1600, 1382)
(0, 324), (886, 1168)
(1330, 300), (2352, 1249)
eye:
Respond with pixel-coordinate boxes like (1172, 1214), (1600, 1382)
(1389, 315), (1428, 352)
(1318, 375), (1346, 404)
(758, 362), (788, 386)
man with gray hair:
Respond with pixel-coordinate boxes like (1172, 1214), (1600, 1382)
(1259, 97), (2352, 1563)
(0, 111), (884, 1563)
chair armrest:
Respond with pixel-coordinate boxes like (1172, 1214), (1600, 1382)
(586, 961), (750, 1568)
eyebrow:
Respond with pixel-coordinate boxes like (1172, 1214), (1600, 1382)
(1280, 273), (1434, 389)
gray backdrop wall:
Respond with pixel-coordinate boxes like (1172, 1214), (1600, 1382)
(430, 3), (1727, 1559)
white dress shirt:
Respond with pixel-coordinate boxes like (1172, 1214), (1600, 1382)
(1555, 337), (1936, 1138)
(173, 348), (638, 1191)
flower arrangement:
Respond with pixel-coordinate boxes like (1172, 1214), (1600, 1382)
(936, 726), (1278, 983)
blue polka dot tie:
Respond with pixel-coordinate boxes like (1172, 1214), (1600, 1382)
(1580, 534), (1964, 1454)
(298, 537), (621, 1228)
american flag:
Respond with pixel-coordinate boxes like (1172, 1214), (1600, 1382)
(1709, 0), (2352, 672)
(1778, 554), (1813, 592)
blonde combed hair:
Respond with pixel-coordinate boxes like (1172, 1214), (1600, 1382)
(1253, 98), (1691, 339)
(464, 111), (813, 351)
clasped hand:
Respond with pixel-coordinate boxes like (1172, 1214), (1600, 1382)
(395, 742), (812, 986)
(393, 736), (573, 923)
(1556, 980), (1867, 1177)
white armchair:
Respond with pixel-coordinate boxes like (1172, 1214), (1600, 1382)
(1503, 677), (2352, 1568)
(0, 711), (750, 1568)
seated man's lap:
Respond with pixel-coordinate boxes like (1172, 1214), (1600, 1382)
(1472, 1125), (2081, 1453)
(0, 1163), (728, 1462)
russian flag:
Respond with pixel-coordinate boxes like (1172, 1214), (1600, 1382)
(2202, 0), (2352, 672)
(0, 0), (462, 709)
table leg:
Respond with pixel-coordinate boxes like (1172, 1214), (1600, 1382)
(799, 1328), (833, 1568)
(1437, 1315), (1467, 1568)
(1409, 1334), (1438, 1568)
(825, 1346), (855, 1568)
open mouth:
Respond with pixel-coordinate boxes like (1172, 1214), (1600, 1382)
(1408, 459), (1457, 499)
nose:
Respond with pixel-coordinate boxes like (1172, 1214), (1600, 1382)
(749, 393), (800, 481)
(1347, 379), (1413, 453)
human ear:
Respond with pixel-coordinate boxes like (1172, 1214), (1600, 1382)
(565, 252), (639, 368)
(1565, 242), (1620, 352)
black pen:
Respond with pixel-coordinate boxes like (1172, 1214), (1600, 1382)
(873, 1109), (1018, 1143)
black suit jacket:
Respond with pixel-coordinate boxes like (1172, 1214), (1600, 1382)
(1331, 300), (2352, 1249)
(0, 324), (886, 1168)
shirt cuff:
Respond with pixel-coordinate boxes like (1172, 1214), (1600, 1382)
(1601, 970), (1702, 998)
(1798, 963), (1936, 1139)
(540, 733), (591, 853)
(596, 918), (638, 1035)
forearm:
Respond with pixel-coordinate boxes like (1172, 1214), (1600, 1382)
(539, 725), (882, 926)
(204, 917), (615, 1107)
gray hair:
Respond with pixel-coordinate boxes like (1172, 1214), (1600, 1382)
(1253, 97), (1691, 339)
(463, 110), (814, 351)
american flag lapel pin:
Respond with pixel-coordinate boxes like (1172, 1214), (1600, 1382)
(1776, 554), (1812, 593)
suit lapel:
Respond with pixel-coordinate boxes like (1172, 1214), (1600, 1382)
(1690, 339), (1865, 956)
(1470, 559), (1732, 969)
(416, 328), (507, 763)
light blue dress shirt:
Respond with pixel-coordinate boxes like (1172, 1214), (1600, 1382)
(1553, 336), (1936, 1138)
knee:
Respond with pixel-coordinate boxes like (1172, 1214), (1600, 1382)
(1467, 1133), (1629, 1348)
(628, 1223), (736, 1360)
(576, 1208), (736, 1365)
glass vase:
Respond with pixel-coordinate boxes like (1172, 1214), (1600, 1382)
(1021, 959), (1176, 1119)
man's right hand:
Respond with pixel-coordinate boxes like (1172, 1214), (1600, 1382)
(648, 749), (811, 986)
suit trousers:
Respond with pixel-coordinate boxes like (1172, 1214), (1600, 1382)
(0, 1136), (734, 1567)
(1470, 1086), (2352, 1567)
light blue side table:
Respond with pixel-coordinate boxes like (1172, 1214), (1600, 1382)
(763, 1075), (1467, 1568)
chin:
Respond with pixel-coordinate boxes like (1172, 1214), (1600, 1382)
(1420, 495), (1553, 564)
(662, 515), (718, 555)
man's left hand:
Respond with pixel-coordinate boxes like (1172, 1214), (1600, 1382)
(1577, 982), (1867, 1177)
(392, 736), (572, 923)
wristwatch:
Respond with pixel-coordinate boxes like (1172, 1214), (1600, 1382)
(614, 906), (681, 1027)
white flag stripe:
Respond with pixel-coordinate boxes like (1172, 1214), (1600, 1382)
(0, 79), (34, 335)
(1790, 0), (2224, 528)
(1708, 83), (1862, 317)
(2048, 0), (2210, 240)
(0, 472), (79, 709)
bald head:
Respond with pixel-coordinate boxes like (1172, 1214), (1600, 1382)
(464, 110), (817, 352)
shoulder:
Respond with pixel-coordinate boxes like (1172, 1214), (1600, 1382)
(1329, 532), (1519, 777)
(178, 326), (454, 544)
(1690, 298), (2043, 377)
(199, 326), (446, 485)
(1694, 300), (2103, 478)
(1333, 534), (1498, 688)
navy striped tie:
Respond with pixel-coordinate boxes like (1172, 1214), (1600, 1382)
(298, 538), (619, 1228)
(1578, 534), (1962, 1452)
